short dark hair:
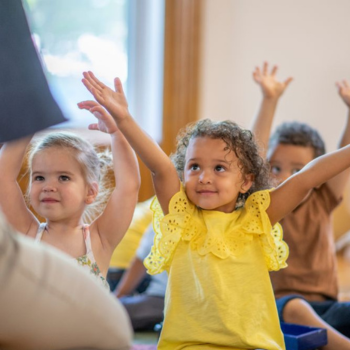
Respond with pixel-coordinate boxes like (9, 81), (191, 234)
(269, 121), (326, 158)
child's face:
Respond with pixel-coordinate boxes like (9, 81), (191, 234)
(267, 143), (315, 184)
(183, 137), (252, 213)
(29, 147), (95, 222)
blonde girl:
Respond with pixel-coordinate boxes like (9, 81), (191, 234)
(0, 101), (140, 288)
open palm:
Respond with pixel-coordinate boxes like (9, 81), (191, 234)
(253, 62), (293, 99)
(82, 71), (130, 124)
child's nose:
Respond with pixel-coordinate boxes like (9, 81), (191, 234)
(199, 171), (212, 184)
(43, 182), (57, 192)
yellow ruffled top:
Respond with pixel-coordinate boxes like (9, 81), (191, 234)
(145, 185), (288, 274)
(144, 186), (288, 350)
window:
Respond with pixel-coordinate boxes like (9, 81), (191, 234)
(23, 0), (164, 140)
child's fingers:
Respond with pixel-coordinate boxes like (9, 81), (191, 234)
(88, 123), (100, 131)
(114, 77), (125, 95)
(284, 77), (293, 87)
(270, 65), (278, 76)
(90, 105), (106, 115)
(82, 72), (102, 93)
(87, 71), (106, 91)
(262, 61), (268, 75)
(82, 78), (94, 93)
(252, 68), (261, 82)
(77, 100), (99, 110)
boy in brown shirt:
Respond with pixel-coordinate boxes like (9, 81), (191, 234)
(251, 62), (350, 350)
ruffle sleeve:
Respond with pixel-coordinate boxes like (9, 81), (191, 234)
(143, 186), (289, 274)
(144, 185), (202, 275)
(241, 190), (289, 271)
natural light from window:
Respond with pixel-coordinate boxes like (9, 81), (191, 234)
(23, 0), (129, 128)
(23, 0), (164, 141)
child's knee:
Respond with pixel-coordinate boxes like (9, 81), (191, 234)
(283, 298), (313, 321)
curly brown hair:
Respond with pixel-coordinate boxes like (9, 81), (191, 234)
(170, 119), (271, 198)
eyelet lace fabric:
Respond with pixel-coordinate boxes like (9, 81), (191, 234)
(144, 185), (288, 274)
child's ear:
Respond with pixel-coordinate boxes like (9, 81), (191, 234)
(85, 182), (98, 204)
(240, 174), (254, 194)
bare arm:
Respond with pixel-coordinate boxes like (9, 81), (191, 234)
(81, 71), (179, 214)
(267, 143), (350, 226)
(326, 80), (350, 199)
(250, 62), (293, 158)
(78, 101), (140, 251)
(0, 136), (39, 234)
(114, 257), (147, 298)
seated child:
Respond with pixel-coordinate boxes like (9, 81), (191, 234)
(115, 224), (167, 331)
(107, 197), (153, 291)
(252, 61), (350, 350)
(82, 70), (350, 350)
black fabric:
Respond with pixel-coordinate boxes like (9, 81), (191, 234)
(0, 0), (66, 143)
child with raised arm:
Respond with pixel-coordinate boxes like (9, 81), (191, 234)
(82, 71), (350, 350)
(0, 101), (140, 288)
(252, 62), (350, 349)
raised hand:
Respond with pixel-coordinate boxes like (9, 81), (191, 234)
(253, 62), (293, 99)
(336, 80), (350, 107)
(77, 100), (119, 134)
(82, 71), (130, 124)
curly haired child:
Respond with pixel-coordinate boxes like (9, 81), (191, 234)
(252, 61), (350, 350)
(81, 70), (350, 350)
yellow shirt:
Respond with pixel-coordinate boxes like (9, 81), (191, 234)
(109, 198), (153, 269)
(145, 187), (288, 350)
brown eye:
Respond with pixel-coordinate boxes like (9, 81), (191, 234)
(271, 166), (281, 175)
(215, 165), (225, 172)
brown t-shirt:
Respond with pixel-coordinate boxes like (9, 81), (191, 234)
(270, 184), (341, 301)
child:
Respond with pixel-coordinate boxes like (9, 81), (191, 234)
(82, 70), (350, 350)
(252, 61), (350, 349)
(0, 100), (140, 289)
(115, 224), (168, 331)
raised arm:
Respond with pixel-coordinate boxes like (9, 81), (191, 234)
(0, 136), (39, 234)
(267, 143), (350, 226)
(326, 79), (350, 199)
(250, 62), (293, 157)
(77, 100), (140, 251)
(81, 71), (179, 214)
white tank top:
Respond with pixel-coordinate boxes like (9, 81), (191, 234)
(35, 223), (109, 289)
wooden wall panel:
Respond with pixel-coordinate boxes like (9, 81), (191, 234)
(138, 0), (203, 201)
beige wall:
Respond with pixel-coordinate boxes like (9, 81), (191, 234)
(199, 0), (350, 238)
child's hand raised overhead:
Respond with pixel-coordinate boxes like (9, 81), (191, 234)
(336, 79), (350, 107)
(82, 71), (130, 124)
(77, 100), (118, 134)
(253, 61), (293, 100)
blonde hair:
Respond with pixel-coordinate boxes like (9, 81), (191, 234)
(27, 132), (114, 223)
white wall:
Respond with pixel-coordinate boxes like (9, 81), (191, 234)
(200, 0), (350, 152)
(199, 0), (350, 237)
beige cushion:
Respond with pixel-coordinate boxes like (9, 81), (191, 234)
(0, 211), (132, 350)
